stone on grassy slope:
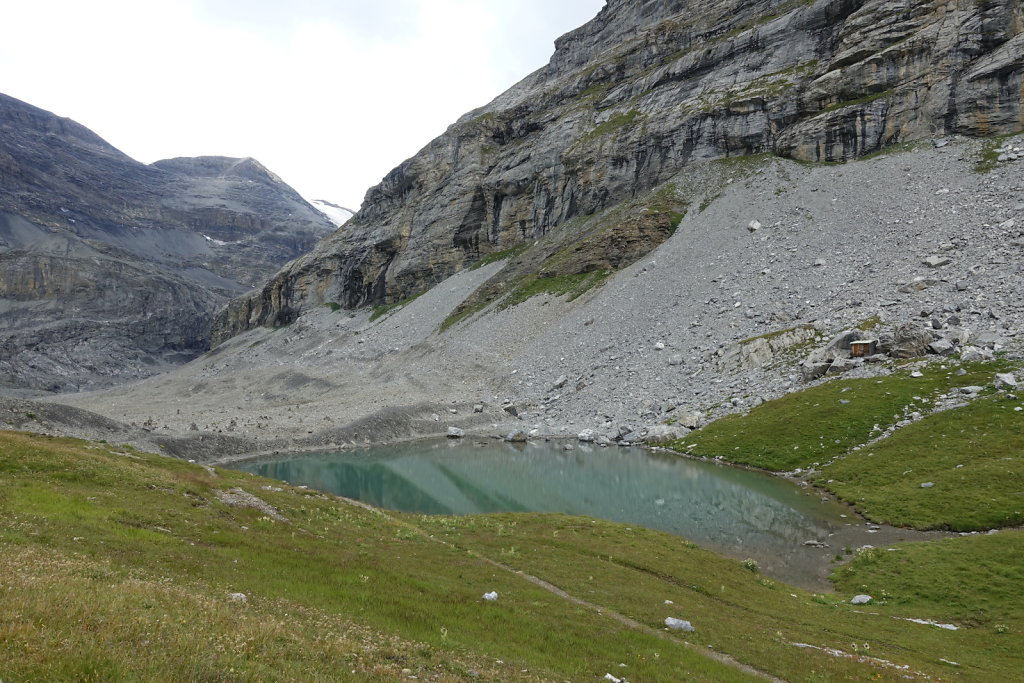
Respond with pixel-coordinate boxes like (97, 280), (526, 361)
(995, 372), (1017, 388)
(665, 617), (695, 632)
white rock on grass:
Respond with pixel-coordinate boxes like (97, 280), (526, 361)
(850, 594), (872, 605)
(482, 591), (498, 601)
(228, 592), (248, 603)
(664, 617), (696, 632)
(995, 372), (1017, 388)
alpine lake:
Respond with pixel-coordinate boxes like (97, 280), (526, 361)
(227, 438), (876, 589)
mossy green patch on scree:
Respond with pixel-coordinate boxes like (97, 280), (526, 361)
(3, 429), (1023, 681)
(468, 243), (530, 271)
(440, 182), (686, 333)
(369, 290), (426, 322)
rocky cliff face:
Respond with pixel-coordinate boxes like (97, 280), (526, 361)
(0, 93), (335, 393)
(214, 0), (1024, 343)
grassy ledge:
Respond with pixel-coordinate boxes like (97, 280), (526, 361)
(666, 359), (1023, 530)
(974, 133), (1019, 173)
(469, 243), (530, 271)
(369, 291), (426, 322)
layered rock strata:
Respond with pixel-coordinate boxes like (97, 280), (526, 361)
(0, 93), (334, 393)
(214, 0), (1024, 343)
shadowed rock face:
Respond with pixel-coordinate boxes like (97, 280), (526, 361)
(0, 93), (335, 394)
(213, 0), (1024, 344)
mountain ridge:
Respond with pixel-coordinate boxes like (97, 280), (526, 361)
(0, 93), (335, 394)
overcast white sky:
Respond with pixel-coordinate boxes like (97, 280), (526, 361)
(1, 0), (605, 210)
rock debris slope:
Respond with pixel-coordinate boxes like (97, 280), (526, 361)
(0, 93), (335, 394)
(54, 136), (1023, 454)
(214, 0), (1024, 341)
(45, 0), (1024, 453)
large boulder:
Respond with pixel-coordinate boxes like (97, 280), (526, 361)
(880, 324), (934, 358)
(643, 424), (688, 444)
(504, 429), (528, 443)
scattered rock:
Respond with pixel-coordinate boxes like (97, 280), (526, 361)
(922, 255), (951, 268)
(898, 277), (939, 293)
(664, 617), (695, 632)
(447, 426), (465, 438)
(960, 346), (993, 362)
(644, 424), (688, 443)
(995, 373), (1018, 388)
(676, 412), (703, 430)
(577, 429), (596, 442)
(973, 331), (1002, 349)
(885, 323), (934, 358)
(228, 592), (248, 603)
(617, 430), (640, 445)
(850, 595), (873, 605)
(215, 488), (288, 522)
(927, 338), (955, 355)
(827, 358), (860, 376)
(504, 430), (528, 443)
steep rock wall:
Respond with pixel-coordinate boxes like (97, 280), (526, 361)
(213, 0), (1024, 344)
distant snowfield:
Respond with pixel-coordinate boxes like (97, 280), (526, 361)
(201, 234), (233, 246)
(310, 199), (355, 227)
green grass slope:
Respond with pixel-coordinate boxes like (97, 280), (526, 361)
(0, 432), (743, 682)
(669, 359), (1023, 530)
(2, 429), (1023, 681)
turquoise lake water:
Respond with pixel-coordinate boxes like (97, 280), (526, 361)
(231, 438), (854, 587)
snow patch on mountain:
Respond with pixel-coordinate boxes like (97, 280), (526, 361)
(310, 199), (355, 227)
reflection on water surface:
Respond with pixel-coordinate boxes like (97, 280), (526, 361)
(232, 439), (852, 587)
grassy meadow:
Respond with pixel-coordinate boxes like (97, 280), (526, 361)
(1, 356), (1022, 680)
